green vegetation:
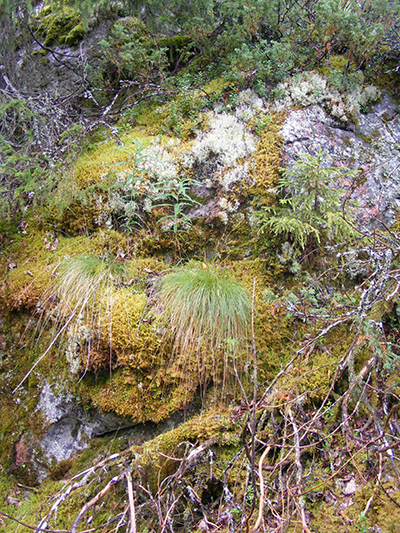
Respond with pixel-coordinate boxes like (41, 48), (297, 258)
(157, 264), (251, 388)
(259, 148), (361, 250)
(0, 1), (400, 532)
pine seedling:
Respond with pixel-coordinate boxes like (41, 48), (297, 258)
(259, 148), (361, 250)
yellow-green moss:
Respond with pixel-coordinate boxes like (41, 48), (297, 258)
(318, 54), (349, 77)
(63, 23), (85, 47)
(35, 6), (83, 48)
(73, 121), (173, 187)
(89, 359), (197, 423)
(136, 407), (241, 490)
(104, 290), (161, 364)
(307, 477), (400, 533)
(250, 111), (285, 205)
(202, 77), (228, 95)
(0, 233), (86, 310)
(0, 228), (168, 313)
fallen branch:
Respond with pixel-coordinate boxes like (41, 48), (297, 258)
(125, 471), (137, 533)
(70, 473), (125, 533)
(249, 445), (272, 533)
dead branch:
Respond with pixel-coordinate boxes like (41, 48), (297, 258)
(288, 409), (311, 533)
(125, 471), (137, 533)
(70, 473), (125, 533)
(302, 434), (384, 495)
(249, 445), (272, 533)
(342, 355), (376, 437)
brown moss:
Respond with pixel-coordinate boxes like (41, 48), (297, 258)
(47, 195), (99, 236)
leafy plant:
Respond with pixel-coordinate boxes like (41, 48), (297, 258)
(156, 177), (201, 232)
(259, 148), (361, 251)
(356, 512), (370, 533)
(108, 138), (202, 241)
(156, 264), (251, 387)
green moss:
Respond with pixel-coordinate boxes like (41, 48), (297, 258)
(79, 258), (288, 424)
(202, 77), (227, 95)
(111, 16), (149, 41)
(64, 23), (85, 47)
(90, 366), (192, 423)
(250, 111), (285, 206)
(0, 232), (103, 310)
(102, 290), (161, 364)
(152, 35), (193, 68)
(137, 407), (241, 490)
(74, 126), (167, 187)
(35, 6), (83, 48)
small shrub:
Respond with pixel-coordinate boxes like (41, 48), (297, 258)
(98, 16), (168, 88)
(259, 148), (361, 250)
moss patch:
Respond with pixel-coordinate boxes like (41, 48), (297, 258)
(35, 6), (84, 48)
(250, 111), (286, 206)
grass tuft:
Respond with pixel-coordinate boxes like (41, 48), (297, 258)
(157, 264), (251, 389)
(36, 256), (135, 376)
(55, 256), (128, 313)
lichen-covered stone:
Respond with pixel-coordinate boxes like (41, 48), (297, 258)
(279, 93), (400, 227)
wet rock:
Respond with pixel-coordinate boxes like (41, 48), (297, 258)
(10, 434), (48, 486)
(343, 478), (356, 495)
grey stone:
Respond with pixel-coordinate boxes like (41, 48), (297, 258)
(37, 382), (134, 462)
(279, 94), (400, 228)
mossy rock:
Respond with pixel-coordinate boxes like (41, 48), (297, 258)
(136, 407), (241, 490)
(151, 35), (194, 70)
(35, 6), (83, 48)
(63, 23), (85, 47)
(250, 111), (285, 206)
(0, 230), (139, 311)
(110, 16), (149, 42)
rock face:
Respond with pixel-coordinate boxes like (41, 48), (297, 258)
(279, 93), (400, 227)
(37, 382), (133, 463)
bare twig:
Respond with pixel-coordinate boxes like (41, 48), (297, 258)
(125, 471), (137, 533)
(70, 473), (125, 533)
(249, 445), (272, 533)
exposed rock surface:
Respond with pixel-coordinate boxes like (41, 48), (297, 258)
(37, 382), (134, 463)
(279, 93), (400, 227)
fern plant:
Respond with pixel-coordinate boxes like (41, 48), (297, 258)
(259, 148), (361, 250)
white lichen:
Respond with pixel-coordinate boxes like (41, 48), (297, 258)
(142, 139), (178, 181)
(65, 315), (91, 375)
(184, 112), (257, 168)
(220, 163), (254, 190)
(273, 72), (381, 123)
